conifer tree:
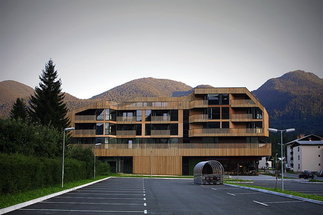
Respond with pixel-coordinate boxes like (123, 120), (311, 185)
(10, 98), (28, 121)
(28, 60), (70, 130)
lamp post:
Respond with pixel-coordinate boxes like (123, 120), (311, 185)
(94, 143), (102, 179)
(62, 127), (75, 188)
(268, 128), (295, 191)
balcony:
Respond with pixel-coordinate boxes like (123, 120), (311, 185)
(75, 115), (96, 121)
(116, 116), (137, 122)
(116, 130), (136, 136)
(189, 114), (208, 122)
(231, 114), (257, 121)
(150, 130), (171, 136)
(74, 129), (96, 136)
(190, 100), (208, 108)
(94, 143), (272, 157)
(189, 128), (264, 137)
(151, 116), (171, 122)
(231, 99), (256, 107)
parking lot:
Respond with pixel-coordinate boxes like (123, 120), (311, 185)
(6, 177), (323, 215)
(7, 177), (147, 215)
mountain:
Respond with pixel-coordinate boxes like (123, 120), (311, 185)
(0, 81), (35, 118)
(91, 77), (192, 102)
(252, 70), (323, 135)
(0, 80), (95, 118)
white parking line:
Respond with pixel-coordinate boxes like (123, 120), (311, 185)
(66, 193), (143, 196)
(42, 201), (144, 206)
(230, 192), (259, 195)
(19, 208), (145, 213)
(57, 196), (144, 200)
(253, 200), (269, 207)
(76, 191), (145, 193)
(227, 192), (236, 196)
(263, 200), (304, 204)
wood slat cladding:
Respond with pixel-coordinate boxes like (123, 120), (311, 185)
(70, 87), (271, 175)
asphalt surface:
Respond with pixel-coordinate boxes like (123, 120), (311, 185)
(231, 174), (323, 196)
(6, 177), (323, 215)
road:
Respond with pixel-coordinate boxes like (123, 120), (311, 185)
(6, 177), (323, 215)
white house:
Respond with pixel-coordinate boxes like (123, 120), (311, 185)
(286, 134), (323, 172)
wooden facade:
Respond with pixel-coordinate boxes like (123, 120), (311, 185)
(70, 87), (271, 175)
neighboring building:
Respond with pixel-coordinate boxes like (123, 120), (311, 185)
(70, 87), (271, 175)
(286, 134), (323, 172)
(258, 157), (272, 169)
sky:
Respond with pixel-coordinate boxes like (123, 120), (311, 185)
(1, 0), (322, 99)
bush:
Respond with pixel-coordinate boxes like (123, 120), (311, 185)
(0, 153), (88, 194)
(0, 119), (62, 158)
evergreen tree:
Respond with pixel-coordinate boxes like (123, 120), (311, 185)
(28, 60), (70, 131)
(10, 98), (28, 121)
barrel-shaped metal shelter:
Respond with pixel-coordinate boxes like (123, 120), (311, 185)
(194, 160), (224, 185)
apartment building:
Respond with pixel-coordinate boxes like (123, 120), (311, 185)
(70, 87), (271, 175)
(286, 134), (323, 172)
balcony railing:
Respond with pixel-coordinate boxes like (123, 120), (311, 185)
(74, 129), (96, 135)
(189, 114), (208, 122)
(150, 130), (171, 136)
(190, 100), (208, 107)
(231, 114), (254, 120)
(151, 116), (171, 122)
(116, 130), (136, 136)
(231, 99), (255, 106)
(116, 116), (137, 122)
(75, 115), (96, 121)
(189, 128), (263, 136)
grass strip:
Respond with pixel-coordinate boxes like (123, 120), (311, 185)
(112, 173), (193, 178)
(0, 175), (108, 209)
(225, 182), (323, 201)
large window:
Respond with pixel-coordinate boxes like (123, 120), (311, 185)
(208, 107), (220, 119)
(145, 110), (152, 121)
(222, 107), (229, 119)
(136, 110), (142, 121)
(96, 123), (104, 135)
(207, 94), (229, 105)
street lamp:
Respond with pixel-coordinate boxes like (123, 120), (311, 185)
(93, 143), (101, 179)
(62, 127), (75, 188)
(268, 128), (295, 191)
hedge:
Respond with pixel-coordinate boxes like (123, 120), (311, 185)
(0, 153), (90, 194)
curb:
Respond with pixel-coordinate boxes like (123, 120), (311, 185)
(0, 176), (111, 214)
(225, 183), (323, 205)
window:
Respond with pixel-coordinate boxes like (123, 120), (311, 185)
(208, 94), (219, 105)
(222, 107), (229, 119)
(298, 155), (300, 160)
(221, 94), (229, 105)
(298, 147), (300, 152)
(96, 123), (104, 135)
(208, 107), (220, 119)
(104, 123), (110, 135)
(96, 109), (104, 121)
(136, 124), (142, 136)
(105, 109), (110, 120)
(136, 110), (142, 121)
(145, 110), (151, 121)
(222, 122), (229, 128)
(170, 124), (178, 135)
(298, 164), (300, 169)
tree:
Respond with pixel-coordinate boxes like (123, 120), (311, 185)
(10, 98), (28, 121)
(28, 60), (70, 131)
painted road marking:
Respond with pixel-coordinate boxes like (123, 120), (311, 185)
(253, 200), (269, 207)
(263, 200), (304, 204)
(227, 192), (236, 196)
(211, 188), (217, 191)
(57, 196), (144, 200)
(143, 197), (146, 201)
(66, 193), (143, 196)
(76, 190), (145, 193)
(42, 201), (144, 206)
(19, 208), (146, 213)
(144, 203), (147, 207)
(230, 192), (259, 195)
